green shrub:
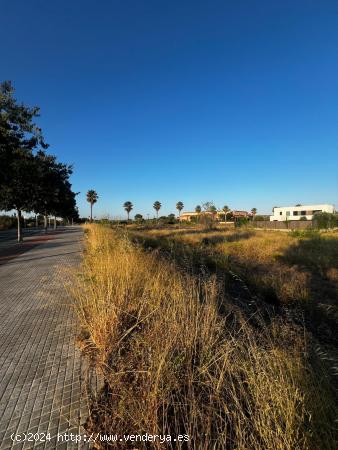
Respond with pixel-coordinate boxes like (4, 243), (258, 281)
(134, 214), (144, 223)
(235, 217), (250, 228)
(254, 215), (266, 221)
(290, 229), (320, 239)
(313, 212), (338, 229)
(0, 215), (16, 230)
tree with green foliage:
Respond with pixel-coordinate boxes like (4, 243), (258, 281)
(56, 179), (78, 226)
(200, 202), (217, 229)
(123, 201), (133, 221)
(33, 150), (75, 230)
(194, 205), (202, 224)
(222, 205), (230, 222)
(251, 207), (257, 220)
(134, 213), (143, 223)
(153, 201), (161, 219)
(0, 81), (49, 241)
(176, 201), (184, 219)
(202, 202), (217, 213)
(87, 190), (98, 222)
(167, 213), (177, 224)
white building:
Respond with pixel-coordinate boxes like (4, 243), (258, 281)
(270, 204), (335, 221)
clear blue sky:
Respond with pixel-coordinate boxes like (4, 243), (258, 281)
(2, 0), (338, 218)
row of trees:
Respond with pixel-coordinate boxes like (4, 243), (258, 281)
(0, 81), (78, 241)
(86, 193), (258, 223)
(86, 195), (165, 221)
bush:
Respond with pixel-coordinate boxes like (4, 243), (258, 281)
(134, 214), (144, 224)
(0, 215), (16, 230)
(313, 212), (338, 229)
(254, 215), (266, 221)
(235, 217), (250, 228)
(98, 218), (113, 226)
(290, 229), (319, 239)
(157, 215), (177, 225)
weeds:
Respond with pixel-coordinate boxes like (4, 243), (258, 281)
(71, 225), (338, 449)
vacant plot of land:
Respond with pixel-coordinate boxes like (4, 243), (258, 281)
(131, 226), (338, 342)
(72, 224), (338, 450)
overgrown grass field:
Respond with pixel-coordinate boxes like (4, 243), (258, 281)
(71, 224), (338, 449)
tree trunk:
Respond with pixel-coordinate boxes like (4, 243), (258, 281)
(44, 214), (48, 232)
(54, 216), (57, 230)
(71, 218), (74, 226)
(90, 203), (93, 222)
(17, 209), (23, 242)
(35, 214), (38, 227)
(127, 211), (129, 221)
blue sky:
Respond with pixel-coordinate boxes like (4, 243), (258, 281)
(1, 0), (338, 218)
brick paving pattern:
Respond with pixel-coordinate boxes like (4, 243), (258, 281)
(0, 228), (89, 449)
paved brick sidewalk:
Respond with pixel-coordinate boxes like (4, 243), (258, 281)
(0, 228), (90, 449)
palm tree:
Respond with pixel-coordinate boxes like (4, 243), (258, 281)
(86, 190), (98, 222)
(123, 201), (133, 221)
(176, 201), (184, 219)
(153, 201), (161, 219)
(222, 205), (230, 223)
(195, 205), (201, 223)
(251, 207), (257, 220)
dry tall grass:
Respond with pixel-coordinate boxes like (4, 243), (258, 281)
(131, 227), (338, 307)
(71, 225), (337, 449)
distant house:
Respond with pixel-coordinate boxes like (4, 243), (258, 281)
(230, 210), (252, 219)
(270, 204), (335, 221)
(178, 211), (216, 222)
(179, 210), (251, 222)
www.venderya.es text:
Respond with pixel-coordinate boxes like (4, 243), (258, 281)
(11, 432), (190, 444)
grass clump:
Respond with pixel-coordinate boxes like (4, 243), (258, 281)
(72, 224), (337, 449)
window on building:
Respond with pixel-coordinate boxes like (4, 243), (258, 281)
(293, 211), (298, 216)
(286, 211), (290, 216)
(301, 211), (306, 215)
